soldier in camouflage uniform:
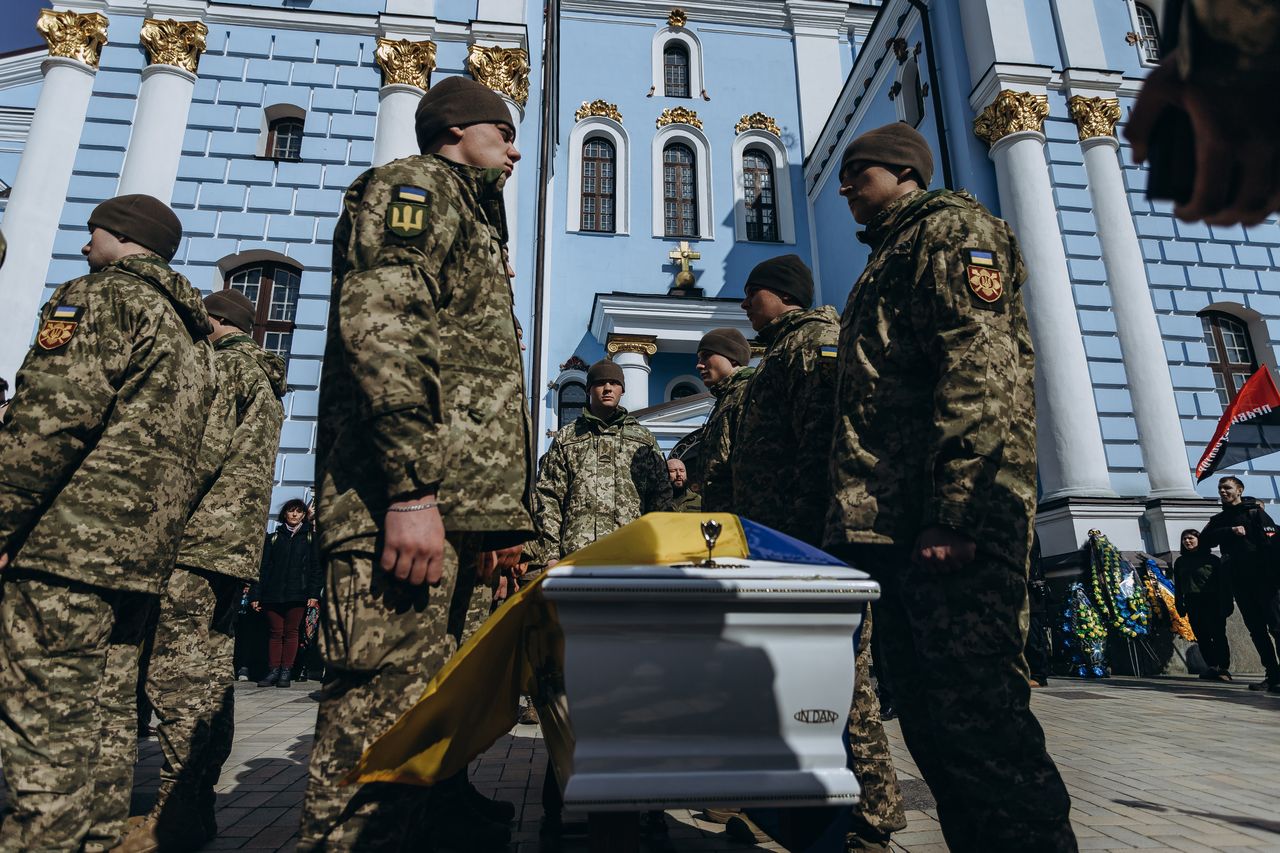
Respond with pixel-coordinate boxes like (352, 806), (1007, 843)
(119, 289), (287, 852)
(0, 195), (215, 852)
(299, 76), (533, 852)
(531, 359), (674, 564)
(727, 255), (904, 851)
(823, 124), (1075, 852)
(693, 328), (754, 513)
(667, 457), (702, 511)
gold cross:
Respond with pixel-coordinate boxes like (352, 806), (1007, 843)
(668, 241), (701, 275)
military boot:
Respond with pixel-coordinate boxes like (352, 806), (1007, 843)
(276, 668), (292, 688)
(257, 667), (281, 687)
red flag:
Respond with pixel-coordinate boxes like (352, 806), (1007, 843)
(1195, 366), (1280, 482)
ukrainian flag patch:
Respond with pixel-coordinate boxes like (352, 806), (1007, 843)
(52, 305), (83, 321)
(819, 345), (838, 358)
(387, 186), (431, 238)
(965, 248), (996, 268)
(394, 185), (428, 203)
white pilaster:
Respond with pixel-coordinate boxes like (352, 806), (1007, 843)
(1079, 131), (1198, 498)
(117, 64), (197, 200)
(372, 83), (423, 166)
(987, 128), (1116, 499)
(476, 0), (526, 23)
(786, 1), (847, 157)
(0, 57), (96, 383)
(613, 350), (652, 412)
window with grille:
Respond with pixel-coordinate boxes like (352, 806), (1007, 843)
(266, 117), (304, 161)
(581, 137), (617, 233)
(558, 380), (587, 427)
(1201, 312), (1257, 406)
(664, 43), (690, 98)
(663, 143), (697, 238)
(225, 261), (301, 363)
(670, 381), (699, 401)
(743, 149), (779, 242)
(1135, 4), (1160, 63)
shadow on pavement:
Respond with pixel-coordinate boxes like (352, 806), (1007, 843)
(1113, 798), (1280, 837)
(1057, 677), (1280, 711)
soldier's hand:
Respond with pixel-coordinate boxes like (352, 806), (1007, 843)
(912, 526), (977, 572)
(1232, 525), (1247, 536)
(382, 495), (446, 586)
(478, 545), (523, 583)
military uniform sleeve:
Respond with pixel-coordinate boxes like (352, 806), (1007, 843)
(531, 438), (569, 561)
(0, 279), (131, 552)
(1173, 0), (1280, 81)
(909, 218), (1026, 537)
(338, 174), (462, 500)
(789, 341), (838, 504)
(646, 443), (675, 512)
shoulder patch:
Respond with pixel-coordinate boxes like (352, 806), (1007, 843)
(818, 345), (838, 358)
(967, 266), (1003, 304)
(964, 248), (997, 269)
(36, 305), (84, 352)
(386, 186), (431, 238)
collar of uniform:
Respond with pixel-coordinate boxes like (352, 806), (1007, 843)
(755, 308), (806, 348)
(213, 333), (256, 351)
(709, 365), (755, 399)
(431, 154), (507, 200)
(581, 406), (629, 431)
(856, 189), (927, 249)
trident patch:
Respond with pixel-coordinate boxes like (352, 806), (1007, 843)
(386, 185), (430, 238)
(36, 305), (84, 351)
(967, 266), (1003, 303)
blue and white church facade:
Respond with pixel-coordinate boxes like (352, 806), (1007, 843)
(1, 0), (1278, 560)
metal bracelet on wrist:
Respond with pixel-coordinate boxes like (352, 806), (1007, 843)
(387, 502), (438, 513)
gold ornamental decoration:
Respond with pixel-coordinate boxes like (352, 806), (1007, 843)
(735, 112), (780, 136)
(375, 38), (437, 89)
(973, 89), (1050, 146)
(467, 44), (530, 108)
(37, 9), (109, 68)
(140, 19), (208, 73)
(1067, 95), (1121, 141)
(575, 99), (622, 122)
(606, 334), (659, 358)
(657, 106), (702, 129)
(668, 8), (688, 27)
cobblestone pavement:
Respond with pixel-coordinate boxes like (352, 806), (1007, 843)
(3, 675), (1278, 850)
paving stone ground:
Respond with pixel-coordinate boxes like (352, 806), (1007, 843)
(5, 675), (1279, 851)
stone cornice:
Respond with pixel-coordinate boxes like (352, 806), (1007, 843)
(0, 49), (47, 89)
(785, 0), (852, 32)
(967, 62), (1054, 114)
(590, 293), (755, 354)
(562, 0), (790, 28)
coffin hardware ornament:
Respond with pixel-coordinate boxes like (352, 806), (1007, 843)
(700, 519), (721, 565)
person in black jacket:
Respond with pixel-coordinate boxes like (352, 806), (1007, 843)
(1199, 476), (1280, 692)
(251, 500), (321, 687)
(1174, 529), (1233, 681)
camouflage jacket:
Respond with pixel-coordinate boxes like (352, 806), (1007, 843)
(1173, 0), (1280, 82)
(0, 255), (215, 593)
(316, 154), (534, 553)
(175, 334), (287, 580)
(532, 408), (673, 560)
(699, 366), (755, 513)
(729, 308), (839, 546)
(672, 486), (703, 512)
(823, 189), (1037, 570)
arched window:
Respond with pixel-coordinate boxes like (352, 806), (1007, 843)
(225, 260), (301, 362)
(664, 43), (690, 98)
(266, 116), (304, 161)
(663, 142), (697, 238)
(669, 381), (699, 401)
(1201, 312), (1257, 406)
(743, 149), (779, 243)
(558, 380), (587, 427)
(1135, 3), (1161, 63)
(581, 137), (616, 233)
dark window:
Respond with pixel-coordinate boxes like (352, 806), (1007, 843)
(266, 117), (304, 161)
(670, 381), (699, 401)
(558, 380), (587, 427)
(663, 142), (697, 238)
(664, 43), (690, 98)
(743, 149), (779, 242)
(581, 137), (616, 233)
(226, 261), (301, 363)
(901, 58), (926, 127)
(1201, 312), (1257, 406)
(1135, 4), (1160, 62)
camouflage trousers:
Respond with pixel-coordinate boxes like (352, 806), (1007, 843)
(449, 561), (494, 648)
(0, 570), (157, 852)
(846, 606), (907, 843)
(142, 566), (241, 825)
(861, 547), (1076, 853)
(297, 535), (480, 852)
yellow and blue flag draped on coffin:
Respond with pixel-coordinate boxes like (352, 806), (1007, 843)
(347, 512), (844, 786)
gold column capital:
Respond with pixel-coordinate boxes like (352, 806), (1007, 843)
(466, 44), (530, 108)
(1067, 95), (1121, 141)
(37, 9), (109, 69)
(973, 89), (1049, 147)
(375, 37), (437, 90)
(606, 334), (659, 358)
(140, 18), (208, 73)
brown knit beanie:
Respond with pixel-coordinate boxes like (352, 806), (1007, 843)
(204, 289), (257, 333)
(745, 254), (814, 309)
(840, 122), (934, 186)
(87, 194), (183, 261)
(587, 358), (625, 389)
(415, 75), (514, 152)
(697, 328), (751, 366)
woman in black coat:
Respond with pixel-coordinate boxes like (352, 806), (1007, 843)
(252, 499), (322, 687)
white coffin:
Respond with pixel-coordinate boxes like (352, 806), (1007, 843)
(540, 559), (879, 812)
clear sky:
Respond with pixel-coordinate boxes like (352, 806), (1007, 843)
(0, 0), (51, 56)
